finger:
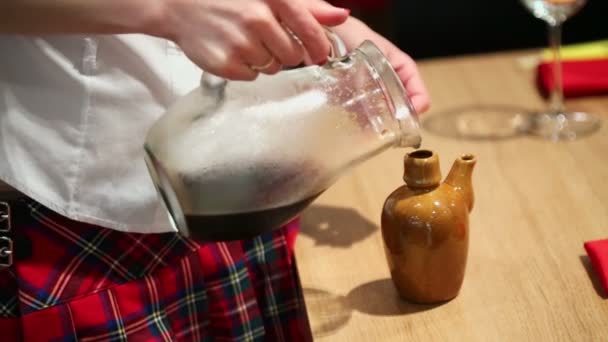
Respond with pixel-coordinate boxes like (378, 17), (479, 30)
(301, 50), (313, 66)
(222, 62), (261, 81)
(276, 2), (331, 64)
(399, 68), (431, 114)
(247, 47), (282, 75)
(242, 41), (276, 71)
(246, 6), (304, 66)
(266, 23), (306, 66)
(391, 51), (431, 113)
(308, 1), (350, 27)
(258, 54), (282, 75)
(410, 92), (431, 114)
(219, 28), (272, 80)
(207, 45), (261, 80)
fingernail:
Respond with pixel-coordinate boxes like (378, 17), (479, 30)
(345, 8), (351, 16)
(333, 6), (350, 14)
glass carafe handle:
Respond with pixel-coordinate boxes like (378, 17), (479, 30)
(324, 27), (348, 60)
(200, 72), (227, 106)
(200, 27), (348, 97)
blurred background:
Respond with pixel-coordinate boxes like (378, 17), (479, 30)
(330, 0), (608, 59)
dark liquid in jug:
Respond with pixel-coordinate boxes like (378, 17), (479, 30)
(184, 192), (323, 241)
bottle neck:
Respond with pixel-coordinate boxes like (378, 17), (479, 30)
(403, 150), (441, 188)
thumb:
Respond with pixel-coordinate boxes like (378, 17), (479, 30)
(308, 1), (350, 26)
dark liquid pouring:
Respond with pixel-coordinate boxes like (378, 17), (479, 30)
(183, 192), (323, 241)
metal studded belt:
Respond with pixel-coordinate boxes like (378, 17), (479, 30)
(0, 201), (13, 267)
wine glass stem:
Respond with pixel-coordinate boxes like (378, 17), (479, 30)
(547, 22), (565, 114)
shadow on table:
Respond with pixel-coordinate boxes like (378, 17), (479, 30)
(347, 279), (444, 316)
(303, 288), (352, 338)
(304, 279), (445, 337)
(579, 255), (608, 299)
(421, 103), (535, 141)
(299, 205), (377, 248)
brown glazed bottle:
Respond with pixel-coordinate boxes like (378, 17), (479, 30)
(381, 149), (476, 303)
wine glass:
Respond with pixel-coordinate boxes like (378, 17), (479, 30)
(521, 0), (600, 141)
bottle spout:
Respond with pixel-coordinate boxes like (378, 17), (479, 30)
(444, 154), (476, 211)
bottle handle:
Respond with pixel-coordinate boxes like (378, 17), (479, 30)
(200, 27), (348, 97)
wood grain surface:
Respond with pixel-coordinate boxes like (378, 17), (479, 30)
(295, 50), (608, 341)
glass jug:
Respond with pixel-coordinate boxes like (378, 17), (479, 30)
(144, 32), (422, 241)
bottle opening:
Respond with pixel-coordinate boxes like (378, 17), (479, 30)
(460, 154), (475, 161)
(409, 150), (434, 159)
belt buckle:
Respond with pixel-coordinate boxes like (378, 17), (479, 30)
(0, 201), (11, 233)
(0, 236), (13, 267)
(0, 201), (13, 267)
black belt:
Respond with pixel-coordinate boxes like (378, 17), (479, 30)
(0, 181), (24, 199)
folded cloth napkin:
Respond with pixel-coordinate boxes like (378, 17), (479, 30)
(584, 239), (608, 296)
(537, 40), (608, 98)
(538, 59), (608, 98)
(542, 39), (608, 61)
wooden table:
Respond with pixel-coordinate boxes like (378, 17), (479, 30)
(295, 50), (608, 341)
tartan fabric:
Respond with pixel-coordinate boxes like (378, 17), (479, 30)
(0, 198), (312, 341)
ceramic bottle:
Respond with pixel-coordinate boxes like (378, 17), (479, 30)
(381, 149), (476, 303)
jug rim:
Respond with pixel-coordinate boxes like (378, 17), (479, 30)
(357, 41), (421, 148)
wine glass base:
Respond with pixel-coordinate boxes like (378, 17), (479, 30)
(421, 105), (534, 141)
(526, 111), (601, 141)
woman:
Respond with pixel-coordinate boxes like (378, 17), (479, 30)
(0, 0), (429, 340)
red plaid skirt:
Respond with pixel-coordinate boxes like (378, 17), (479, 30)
(0, 198), (312, 341)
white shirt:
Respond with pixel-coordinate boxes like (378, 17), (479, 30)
(0, 34), (202, 233)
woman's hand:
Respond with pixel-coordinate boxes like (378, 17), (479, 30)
(160, 0), (350, 80)
(1, 0), (348, 80)
(331, 17), (430, 114)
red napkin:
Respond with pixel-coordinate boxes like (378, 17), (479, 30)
(584, 239), (608, 296)
(284, 218), (300, 259)
(537, 58), (608, 98)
